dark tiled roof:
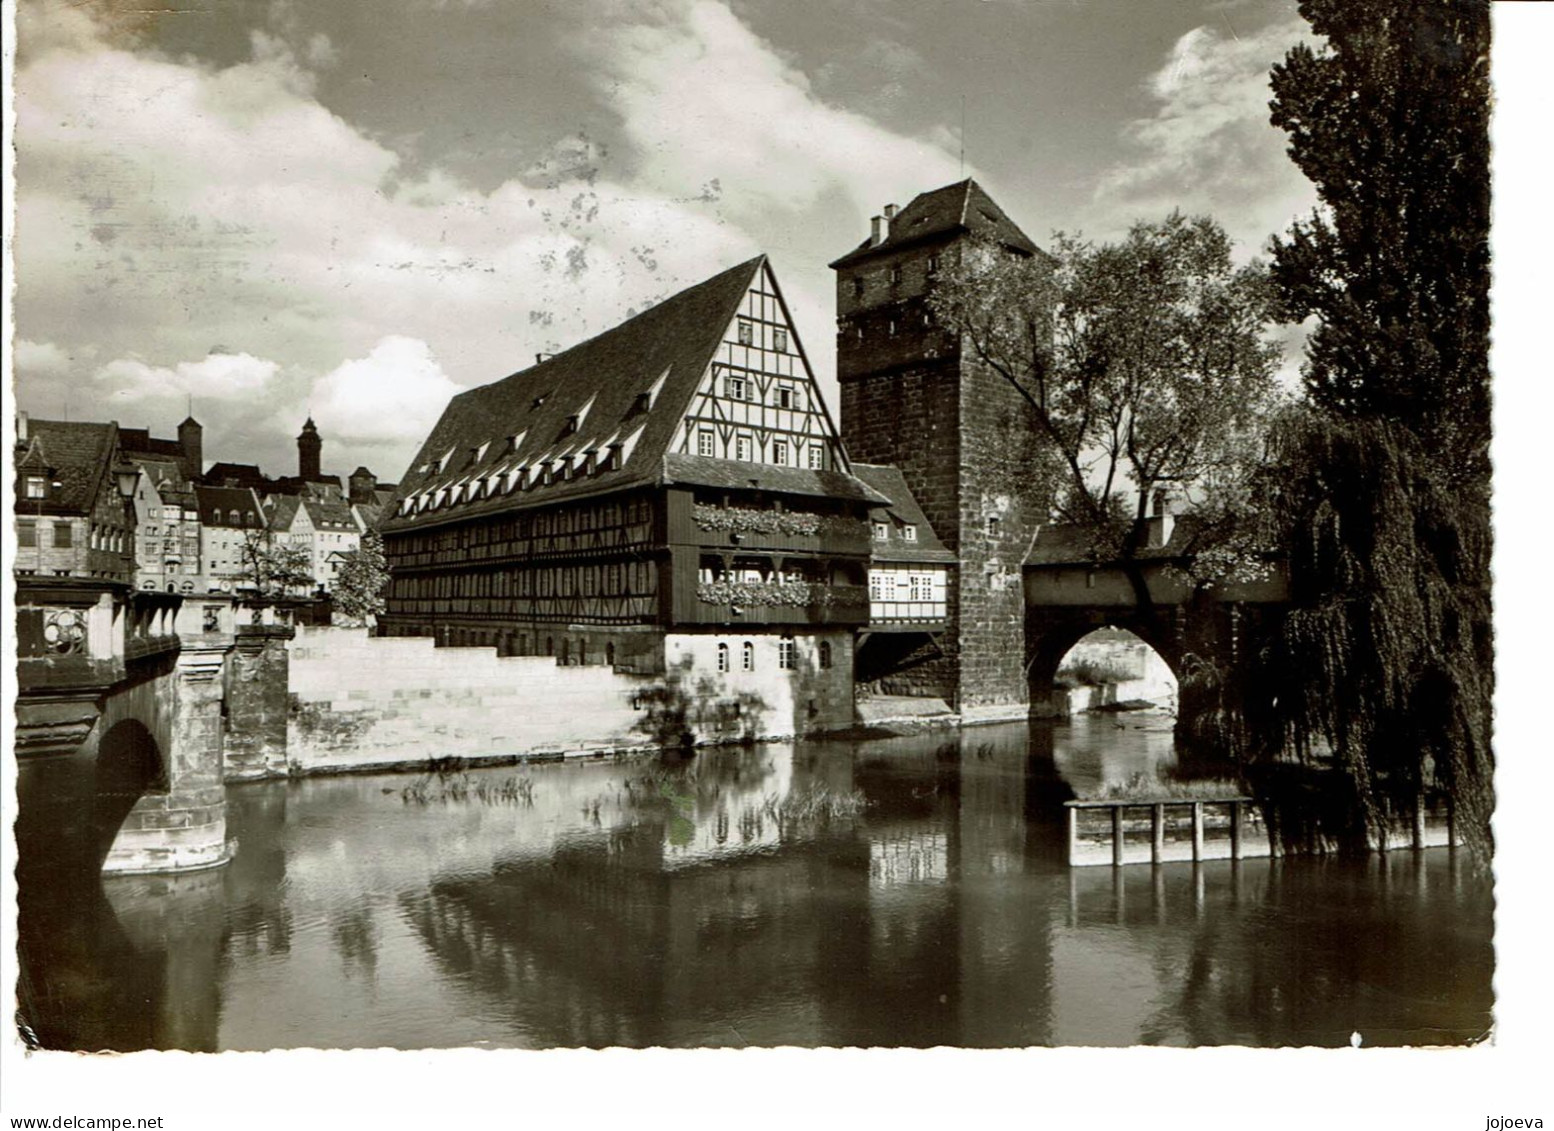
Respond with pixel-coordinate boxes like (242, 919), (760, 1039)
(194, 485), (264, 528)
(353, 502), (385, 532)
(203, 462), (268, 490)
(302, 495), (358, 531)
(661, 453), (888, 504)
(851, 463), (957, 563)
(13, 419), (118, 517)
(265, 495), (301, 532)
(118, 428), (185, 461)
(1025, 516), (1204, 566)
(830, 179), (1039, 268)
(382, 257), (767, 532)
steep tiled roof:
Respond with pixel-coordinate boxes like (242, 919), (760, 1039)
(661, 453), (888, 504)
(1025, 516), (1205, 566)
(204, 462), (268, 490)
(830, 179), (1040, 268)
(265, 495), (302, 533)
(118, 428), (185, 462)
(13, 419), (118, 517)
(194, 485), (264, 528)
(383, 256), (881, 533)
(851, 463), (956, 563)
(302, 495), (358, 532)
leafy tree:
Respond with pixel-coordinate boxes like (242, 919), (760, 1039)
(236, 527), (315, 603)
(332, 531), (390, 624)
(1268, 0), (1490, 474)
(1246, 0), (1493, 856)
(930, 212), (1282, 604)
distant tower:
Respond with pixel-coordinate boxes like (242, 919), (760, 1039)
(831, 179), (1048, 708)
(348, 466), (377, 505)
(298, 418), (322, 481)
(178, 415), (203, 482)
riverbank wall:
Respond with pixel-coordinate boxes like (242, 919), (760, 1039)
(282, 627), (656, 774)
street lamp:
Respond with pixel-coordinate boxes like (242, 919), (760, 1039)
(113, 465), (140, 579)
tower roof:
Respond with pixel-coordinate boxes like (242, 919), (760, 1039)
(300, 417), (320, 435)
(829, 179), (1039, 269)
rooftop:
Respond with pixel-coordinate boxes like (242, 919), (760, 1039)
(829, 179), (1040, 269)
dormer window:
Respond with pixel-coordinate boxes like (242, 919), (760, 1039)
(737, 320), (753, 346)
(581, 449), (597, 475)
(540, 461), (554, 486)
(903, 525), (918, 542)
(874, 522), (890, 541)
(773, 328), (788, 353)
(24, 477), (46, 499)
(532, 392), (549, 410)
(561, 414), (579, 438)
(632, 391), (652, 415)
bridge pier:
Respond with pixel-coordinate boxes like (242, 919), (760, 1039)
(103, 641), (233, 874)
(223, 624), (294, 780)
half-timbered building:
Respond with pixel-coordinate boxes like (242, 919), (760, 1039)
(379, 256), (888, 733)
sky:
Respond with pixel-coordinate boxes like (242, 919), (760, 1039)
(7, 0), (1316, 483)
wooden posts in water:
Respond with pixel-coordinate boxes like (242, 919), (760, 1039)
(1065, 796), (1258, 867)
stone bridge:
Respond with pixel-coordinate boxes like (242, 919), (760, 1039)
(1023, 523), (1289, 717)
(13, 579), (233, 887)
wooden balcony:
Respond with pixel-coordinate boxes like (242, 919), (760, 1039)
(685, 582), (871, 628)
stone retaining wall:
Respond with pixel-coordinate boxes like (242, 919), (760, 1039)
(285, 626), (657, 774)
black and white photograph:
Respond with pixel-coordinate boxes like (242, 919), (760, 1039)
(1, 0), (1545, 1123)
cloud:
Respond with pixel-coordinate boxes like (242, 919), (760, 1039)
(92, 352), (282, 402)
(1090, 16), (1318, 256)
(10, 0), (961, 477)
(12, 339), (73, 377)
(310, 337), (464, 448)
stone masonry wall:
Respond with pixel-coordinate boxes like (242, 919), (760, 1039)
(663, 629), (856, 737)
(955, 355), (1040, 707)
(286, 626), (657, 774)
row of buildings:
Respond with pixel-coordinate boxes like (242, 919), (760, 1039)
(13, 411), (395, 601)
(378, 179), (1044, 723)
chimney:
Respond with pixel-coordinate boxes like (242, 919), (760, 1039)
(17, 411), (28, 443)
(536, 352), (554, 365)
(870, 203), (899, 247)
(1145, 489), (1175, 548)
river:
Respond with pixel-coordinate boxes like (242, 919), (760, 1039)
(19, 715), (1492, 1050)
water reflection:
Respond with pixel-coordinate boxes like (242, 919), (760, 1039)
(17, 718), (1493, 1049)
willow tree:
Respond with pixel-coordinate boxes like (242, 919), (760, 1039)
(1248, 0), (1493, 856)
(930, 213), (1281, 623)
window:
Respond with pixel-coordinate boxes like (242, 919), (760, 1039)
(987, 516), (1001, 537)
(727, 375), (746, 401)
(203, 605), (221, 634)
(888, 320), (897, 336)
(852, 277), (864, 299)
(742, 641), (755, 671)
(910, 574), (932, 602)
(698, 429), (715, 457)
(773, 328), (788, 353)
(18, 522), (36, 548)
(778, 636), (796, 670)
(717, 643), (730, 673)
(736, 434), (753, 462)
(777, 386), (795, 409)
(773, 441), (788, 466)
(809, 445), (824, 470)
(890, 265), (902, 285)
(903, 525), (917, 542)
(54, 523), (73, 549)
(869, 572), (885, 600)
(737, 320), (753, 346)
(819, 641), (832, 670)
(873, 522), (890, 541)
(928, 254), (940, 274)
(24, 477), (45, 499)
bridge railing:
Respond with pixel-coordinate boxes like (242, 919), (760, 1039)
(15, 579), (181, 691)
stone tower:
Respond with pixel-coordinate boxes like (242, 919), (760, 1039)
(297, 417), (322, 482)
(348, 466), (377, 505)
(177, 415), (203, 482)
(831, 179), (1047, 709)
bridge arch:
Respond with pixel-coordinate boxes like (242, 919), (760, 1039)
(1025, 607), (1186, 718)
(94, 720), (166, 867)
